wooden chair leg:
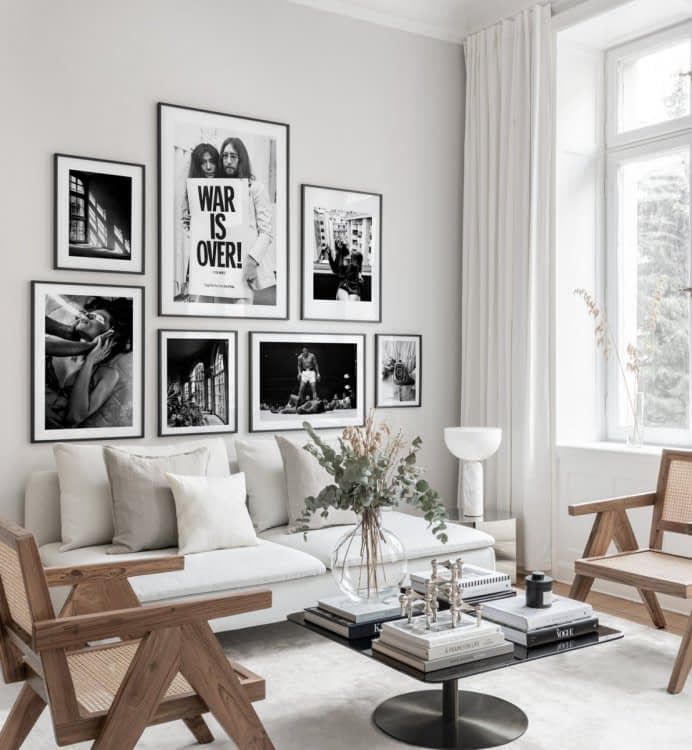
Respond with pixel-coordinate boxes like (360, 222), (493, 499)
(92, 627), (181, 750)
(181, 622), (274, 750)
(570, 511), (616, 601)
(612, 511), (666, 628)
(0, 684), (46, 750)
(668, 612), (692, 695)
(184, 715), (214, 744)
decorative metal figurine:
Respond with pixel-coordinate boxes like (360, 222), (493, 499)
(399, 558), (482, 630)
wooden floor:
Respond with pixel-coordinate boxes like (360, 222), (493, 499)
(516, 575), (688, 637)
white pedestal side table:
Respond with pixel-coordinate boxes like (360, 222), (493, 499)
(460, 512), (517, 583)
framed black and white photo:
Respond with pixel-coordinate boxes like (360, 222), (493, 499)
(54, 154), (144, 274)
(158, 330), (237, 436)
(32, 281), (144, 442)
(301, 184), (382, 322)
(159, 103), (289, 319)
(249, 332), (365, 432)
(375, 334), (421, 408)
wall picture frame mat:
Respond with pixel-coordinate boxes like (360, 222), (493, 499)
(158, 329), (238, 437)
(54, 153), (145, 274)
(158, 102), (289, 320)
(301, 183), (382, 322)
(248, 330), (367, 433)
(374, 333), (422, 408)
(31, 280), (145, 443)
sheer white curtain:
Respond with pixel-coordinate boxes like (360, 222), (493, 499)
(460, 4), (553, 570)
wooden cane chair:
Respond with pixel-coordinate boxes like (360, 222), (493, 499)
(569, 449), (692, 694)
(0, 518), (275, 749)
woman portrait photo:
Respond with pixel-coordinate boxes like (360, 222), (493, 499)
(32, 282), (144, 442)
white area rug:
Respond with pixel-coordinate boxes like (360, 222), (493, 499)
(1, 613), (689, 749)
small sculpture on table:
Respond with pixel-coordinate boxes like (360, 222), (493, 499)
(399, 558), (483, 630)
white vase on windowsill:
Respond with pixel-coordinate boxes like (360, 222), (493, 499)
(626, 392), (645, 447)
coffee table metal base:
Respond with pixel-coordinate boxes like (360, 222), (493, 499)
(373, 680), (528, 749)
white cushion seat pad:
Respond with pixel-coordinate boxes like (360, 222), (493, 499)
(259, 511), (495, 569)
(38, 539), (326, 602)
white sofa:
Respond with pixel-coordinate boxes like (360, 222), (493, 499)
(24, 454), (497, 633)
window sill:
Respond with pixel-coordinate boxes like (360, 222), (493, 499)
(555, 441), (665, 459)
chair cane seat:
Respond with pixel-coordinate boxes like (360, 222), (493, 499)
(67, 641), (195, 714)
(575, 549), (692, 599)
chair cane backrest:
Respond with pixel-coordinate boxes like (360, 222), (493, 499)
(651, 450), (692, 547)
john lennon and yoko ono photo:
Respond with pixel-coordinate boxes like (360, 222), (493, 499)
(249, 332), (365, 432)
(32, 281), (144, 443)
(158, 103), (288, 319)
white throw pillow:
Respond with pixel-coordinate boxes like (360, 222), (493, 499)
(235, 438), (289, 532)
(54, 444), (114, 551)
(275, 435), (357, 533)
(54, 438), (230, 551)
(167, 472), (258, 555)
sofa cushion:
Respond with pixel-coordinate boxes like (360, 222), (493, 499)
(275, 435), (357, 532)
(105, 446), (210, 553)
(235, 437), (289, 532)
(259, 510), (495, 568)
(167, 472), (257, 555)
(52, 438), (231, 552)
(38, 540), (326, 602)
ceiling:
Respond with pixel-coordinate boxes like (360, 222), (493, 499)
(287, 0), (544, 43)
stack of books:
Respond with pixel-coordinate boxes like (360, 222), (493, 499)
(408, 563), (515, 605)
(303, 596), (404, 640)
(480, 593), (598, 647)
(372, 611), (514, 672)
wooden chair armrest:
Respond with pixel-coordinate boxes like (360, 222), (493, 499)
(44, 556), (185, 586)
(568, 492), (656, 516)
(33, 588), (272, 651)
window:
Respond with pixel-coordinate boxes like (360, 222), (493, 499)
(191, 362), (205, 407)
(213, 349), (226, 422)
(69, 174), (86, 243)
(606, 23), (692, 444)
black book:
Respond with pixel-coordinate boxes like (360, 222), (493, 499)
(303, 607), (401, 640)
(500, 616), (599, 647)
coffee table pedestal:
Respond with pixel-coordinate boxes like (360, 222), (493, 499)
(373, 679), (528, 749)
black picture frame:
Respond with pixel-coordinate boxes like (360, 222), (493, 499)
(54, 153), (145, 274)
(158, 102), (290, 319)
(249, 331), (367, 432)
(301, 183), (382, 322)
(158, 329), (238, 437)
(31, 280), (145, 442)
(374, 334), (422, 408)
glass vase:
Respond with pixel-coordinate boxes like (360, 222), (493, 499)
(626, 392), (645, 447)
(330, 508), (407, 604)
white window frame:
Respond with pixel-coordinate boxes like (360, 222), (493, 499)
(605, 23), (692, 446)
(606, 21), (692, 149)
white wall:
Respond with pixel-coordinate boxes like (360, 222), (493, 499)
(0, 0), (465, 523)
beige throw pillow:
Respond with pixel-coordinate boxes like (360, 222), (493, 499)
(235, 438), (290, 531)
(104, 446), (210, 553)
(275, 436), (357, 533)
(167, 472), (258, 555)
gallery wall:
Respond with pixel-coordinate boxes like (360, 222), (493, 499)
(0, 0), (465, 522)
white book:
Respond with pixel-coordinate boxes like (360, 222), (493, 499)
(409, 563), (511, 599)
(372, 639), (514, 672)
(380, 612), (503, 656)
(316, 595), (402, 624)
(379, 629), (506, 660)
(481, 593), (593, 631)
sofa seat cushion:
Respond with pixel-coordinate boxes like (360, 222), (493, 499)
(38, 539), (326, 603)
(259, 511), (495, 569)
